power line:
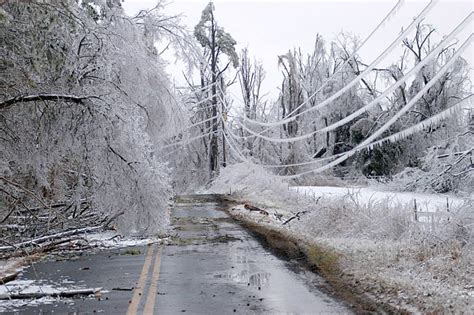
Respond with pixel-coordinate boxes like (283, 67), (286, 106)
(174, 0), (470, 177)
(279, 35), (473, 178)
(242, 0), (437, 128)
(160, 123), (220, 150)
(217, 89), (343, 168)
(285, 0), (405, 119)
(221, 93), (473, 173)
(232, 13), (473, 143)
(164, 113), (220, 139)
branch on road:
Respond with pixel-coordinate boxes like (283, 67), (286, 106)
(0, 287), (102, 300)
(0, 271), (20, 285)
(0, 226), (102, 252)
(0, 94), (99, 111)
(244, 204), (269, 215)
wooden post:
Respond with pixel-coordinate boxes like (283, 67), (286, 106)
(431, 212), (435, 232)
(446, 197), (450, 222)
(414, 198), (418, 222)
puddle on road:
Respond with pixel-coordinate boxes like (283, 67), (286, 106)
(168, 234), (242, 246)
(213, 270), (271, 288)
(208, 234), (242, 243)
(235, 256), (255, 264)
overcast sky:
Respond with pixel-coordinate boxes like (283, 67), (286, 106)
(122, 0), (473, 102)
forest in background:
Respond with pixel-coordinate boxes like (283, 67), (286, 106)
(1, 0), (472, 242)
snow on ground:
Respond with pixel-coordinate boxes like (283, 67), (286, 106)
(0, 232), (166, 312)
(0, 279), (86, 312)
(0, 295), (60, 313)
(291, 186), (469, 212)
(0, 259), (24, 280)
(84, 231), (166, 248)
(0, 258), (26, 297)
(228, 201), (474, 313)
(210, 165), (473, 312)
(0, 233), (163, 279)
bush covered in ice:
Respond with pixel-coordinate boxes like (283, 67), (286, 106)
(208, 163), (290, 206)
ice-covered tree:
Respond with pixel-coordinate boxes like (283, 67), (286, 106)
(238, 48), (266, 156)
(0, 0), (189, 236)
(194, 2), (238, 175)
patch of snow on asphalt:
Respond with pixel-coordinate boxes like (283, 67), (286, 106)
(0, 259), (23, 280)
(0, 296), (60, 312)
(84, 231), (165, 248)
(0, 279), (83, 312)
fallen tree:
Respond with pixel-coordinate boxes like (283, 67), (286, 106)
(0, 226), (102, 252)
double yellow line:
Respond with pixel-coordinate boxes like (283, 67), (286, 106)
(126, 245), (163, 315)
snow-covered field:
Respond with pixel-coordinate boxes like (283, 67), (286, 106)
(291, 186), (469, 212)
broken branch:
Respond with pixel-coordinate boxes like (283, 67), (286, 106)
(0, 94), (99, 111)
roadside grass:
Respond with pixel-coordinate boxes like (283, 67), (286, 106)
(304, 245), (340, 276)
(209, 164), (473, 313)
(224, 195), (473, 313)
(122, 248), (141, 255)
(235, 218), (402, 314)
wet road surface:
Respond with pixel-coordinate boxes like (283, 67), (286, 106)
(1, 195), (350, 314)
(1, 247), (146, 314)
(152, 198), (350, 314)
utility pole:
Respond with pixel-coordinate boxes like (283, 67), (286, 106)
(222, 98), (226, 167)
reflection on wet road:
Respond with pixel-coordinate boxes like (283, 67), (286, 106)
(153, 198), (350, 314)
(2, 196), (351, 314)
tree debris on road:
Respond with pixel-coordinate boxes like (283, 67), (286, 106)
(0, 287), (102, 300)
(244, 204), (269, 215)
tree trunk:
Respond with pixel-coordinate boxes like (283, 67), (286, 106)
(221, 101), (226, 167)
(209, 13), (219, 176)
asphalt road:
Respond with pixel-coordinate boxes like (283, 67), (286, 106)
(2, 196), (350, 314)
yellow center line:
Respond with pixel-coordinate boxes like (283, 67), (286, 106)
(126, 245), (155, 315)
(143, 247), (163, 314)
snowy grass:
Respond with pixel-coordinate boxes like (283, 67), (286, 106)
(211, 163), (474, 313)
(207, 163), (290, 207)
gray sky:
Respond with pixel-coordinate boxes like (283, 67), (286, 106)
(122, 0), (473, 102)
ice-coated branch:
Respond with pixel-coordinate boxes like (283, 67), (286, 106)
(0, 94), (99, 111)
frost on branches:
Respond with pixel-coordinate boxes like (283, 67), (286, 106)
(0, 1), (188, 237)
(230, 24), (472, 193)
